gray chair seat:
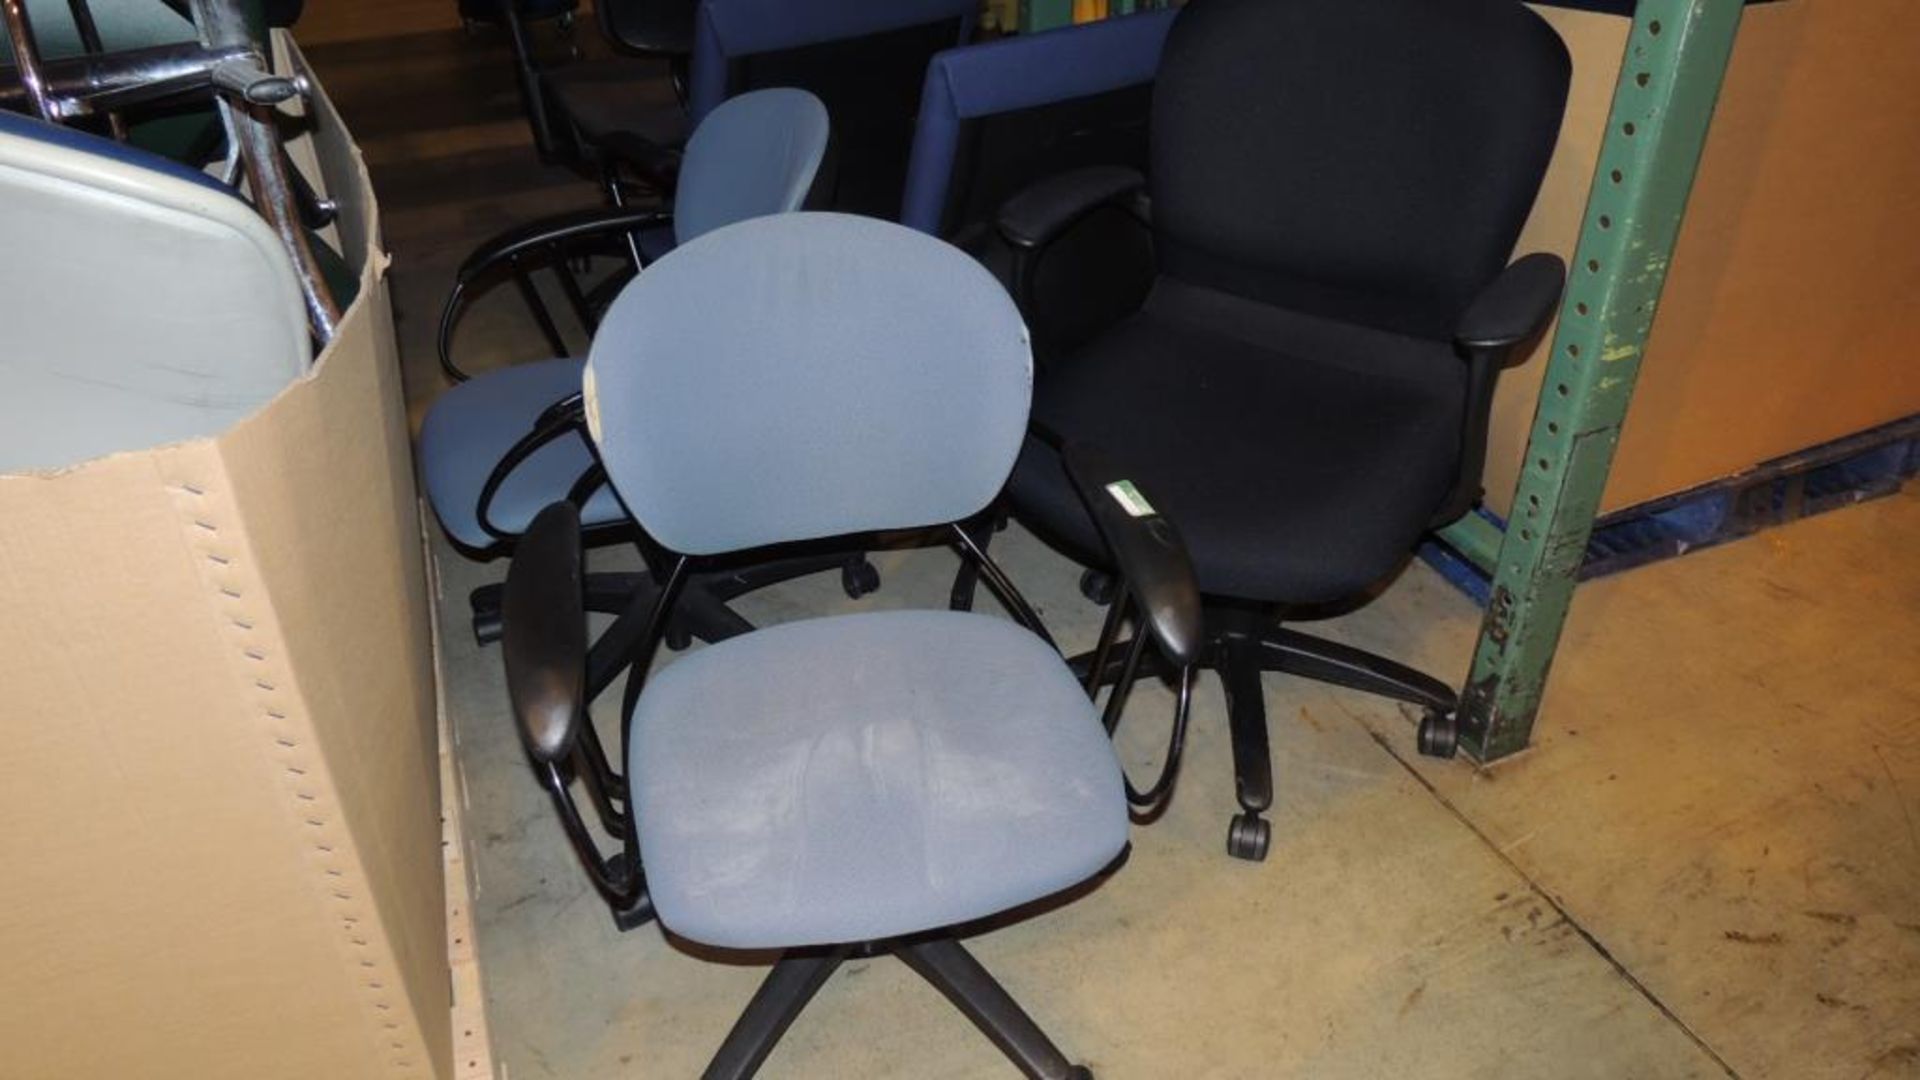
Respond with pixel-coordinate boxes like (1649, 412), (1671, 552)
(418, 358), (622, 550)
(630, 608), (1128, 950)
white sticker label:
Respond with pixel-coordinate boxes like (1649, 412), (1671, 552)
(580, 363), (604, 444)
(1105, 479), (1156, 518)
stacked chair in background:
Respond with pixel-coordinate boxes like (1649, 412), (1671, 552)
(425, 0), (987, 693)
(0, 0), (343, 470)
(438, 0), (978, 378)
(421, 87), (837, 785)
(0, 111), (310, 473)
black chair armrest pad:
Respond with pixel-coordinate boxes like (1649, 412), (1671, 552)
(998, 165), (1147, 251)
(592, 129), (683, 192)
(1456, 252), (1566, 358)
(1059, 440), (1205, 667)
(502, 502), (589, 765)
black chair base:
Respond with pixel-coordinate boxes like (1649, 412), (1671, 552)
(705, 936), (1092, 1080)
(1078, 604), (1461, 862)
(471, 551), (878, 650)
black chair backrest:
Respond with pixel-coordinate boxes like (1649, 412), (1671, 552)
(731, 17), (967, 219)
(944, 84), (1154, 240)
(1150, 0), (1571, 339)
(597, 0), (695, 56)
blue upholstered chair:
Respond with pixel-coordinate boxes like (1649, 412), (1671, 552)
(0, 111), (309, 474)
(486, 0), (692, 190)
(442, 0), (979, 375)
(501, 211), (1202, 1079)
(900, 8), (1175, 239)
(420, 88), (835, 666)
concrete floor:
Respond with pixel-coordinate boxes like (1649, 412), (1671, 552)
(432, 492), (1918, 1080)
(303, 22), (1920, 1080)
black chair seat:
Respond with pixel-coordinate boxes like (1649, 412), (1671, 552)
(1011, 279), (1466, 605)
(544, 57), (689, 145)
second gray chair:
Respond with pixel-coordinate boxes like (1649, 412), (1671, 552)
(420, 88), (847, 681)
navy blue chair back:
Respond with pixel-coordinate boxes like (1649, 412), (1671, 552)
(901, 9), (1174, 237)
(689, 0), (976, 219)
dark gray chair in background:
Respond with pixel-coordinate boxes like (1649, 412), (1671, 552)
(443, 0), (978, 371)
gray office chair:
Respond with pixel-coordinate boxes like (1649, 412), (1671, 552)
(500, 211), (1203, 1078)
(0, 109), (308, 474)
(421, 88), (846, 674)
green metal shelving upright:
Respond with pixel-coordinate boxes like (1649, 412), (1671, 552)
(1441, 0), (1749, 760)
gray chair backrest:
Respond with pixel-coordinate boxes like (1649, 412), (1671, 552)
(672, 87), (831, 246)
(0, 112), (309, 474)
(584, 212), (1032, 556)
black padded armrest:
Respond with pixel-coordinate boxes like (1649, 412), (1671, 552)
(476, 394), (588, 542)
(455, 206), (674, 285)
(1059, 440), (1205, 667)
(502, 501), (589, 766)
(1455, 252), (1566, 359)
(593, 130), (683, 193)
(998, 165), (1147, 252)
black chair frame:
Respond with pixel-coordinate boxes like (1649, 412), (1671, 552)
(502, 429), (1203, 1077)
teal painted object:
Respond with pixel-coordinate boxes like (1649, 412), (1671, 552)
(1457, 0), (1749, 762)
(1020, 0), (1075, 32)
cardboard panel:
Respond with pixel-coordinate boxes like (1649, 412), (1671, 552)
(1604, 0), (1920, 510)
(0, 41), (446, 1080)
(1486, 1), (1920, 517)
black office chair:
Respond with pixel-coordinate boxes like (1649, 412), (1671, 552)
(488, 0), (693, 197)
(962, 0), (1573, 860)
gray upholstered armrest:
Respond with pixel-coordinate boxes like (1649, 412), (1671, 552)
(1456, 252), (1566, 360)
(997, 165), (1147, 252)
(1060, 440), (1205, 667)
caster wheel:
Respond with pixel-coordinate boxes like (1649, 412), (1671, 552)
(1064, 1068), (1094, 1080)
(1417, 709), (1460, 759)
(1226, 813), (1271, 862)
(472, 609), (502, 647)
(1079, 568), (1117, 606)
(664, 625), (693, 651)
(841, 558), (881, 600)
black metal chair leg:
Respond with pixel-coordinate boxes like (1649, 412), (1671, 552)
(471, 583), (506, 644)
(1251, 626), (1458, 713)
(1217, 635), (1274, 861)
(1066, 639), (1180, 688)
(948, 515), (994, 612)
(512, 257), (571, 358)
(582, 571), (652, 613)
(699, 550), (877, 602)
(895, 938), (1091, 1080)
(702, 949), (849, 1080)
